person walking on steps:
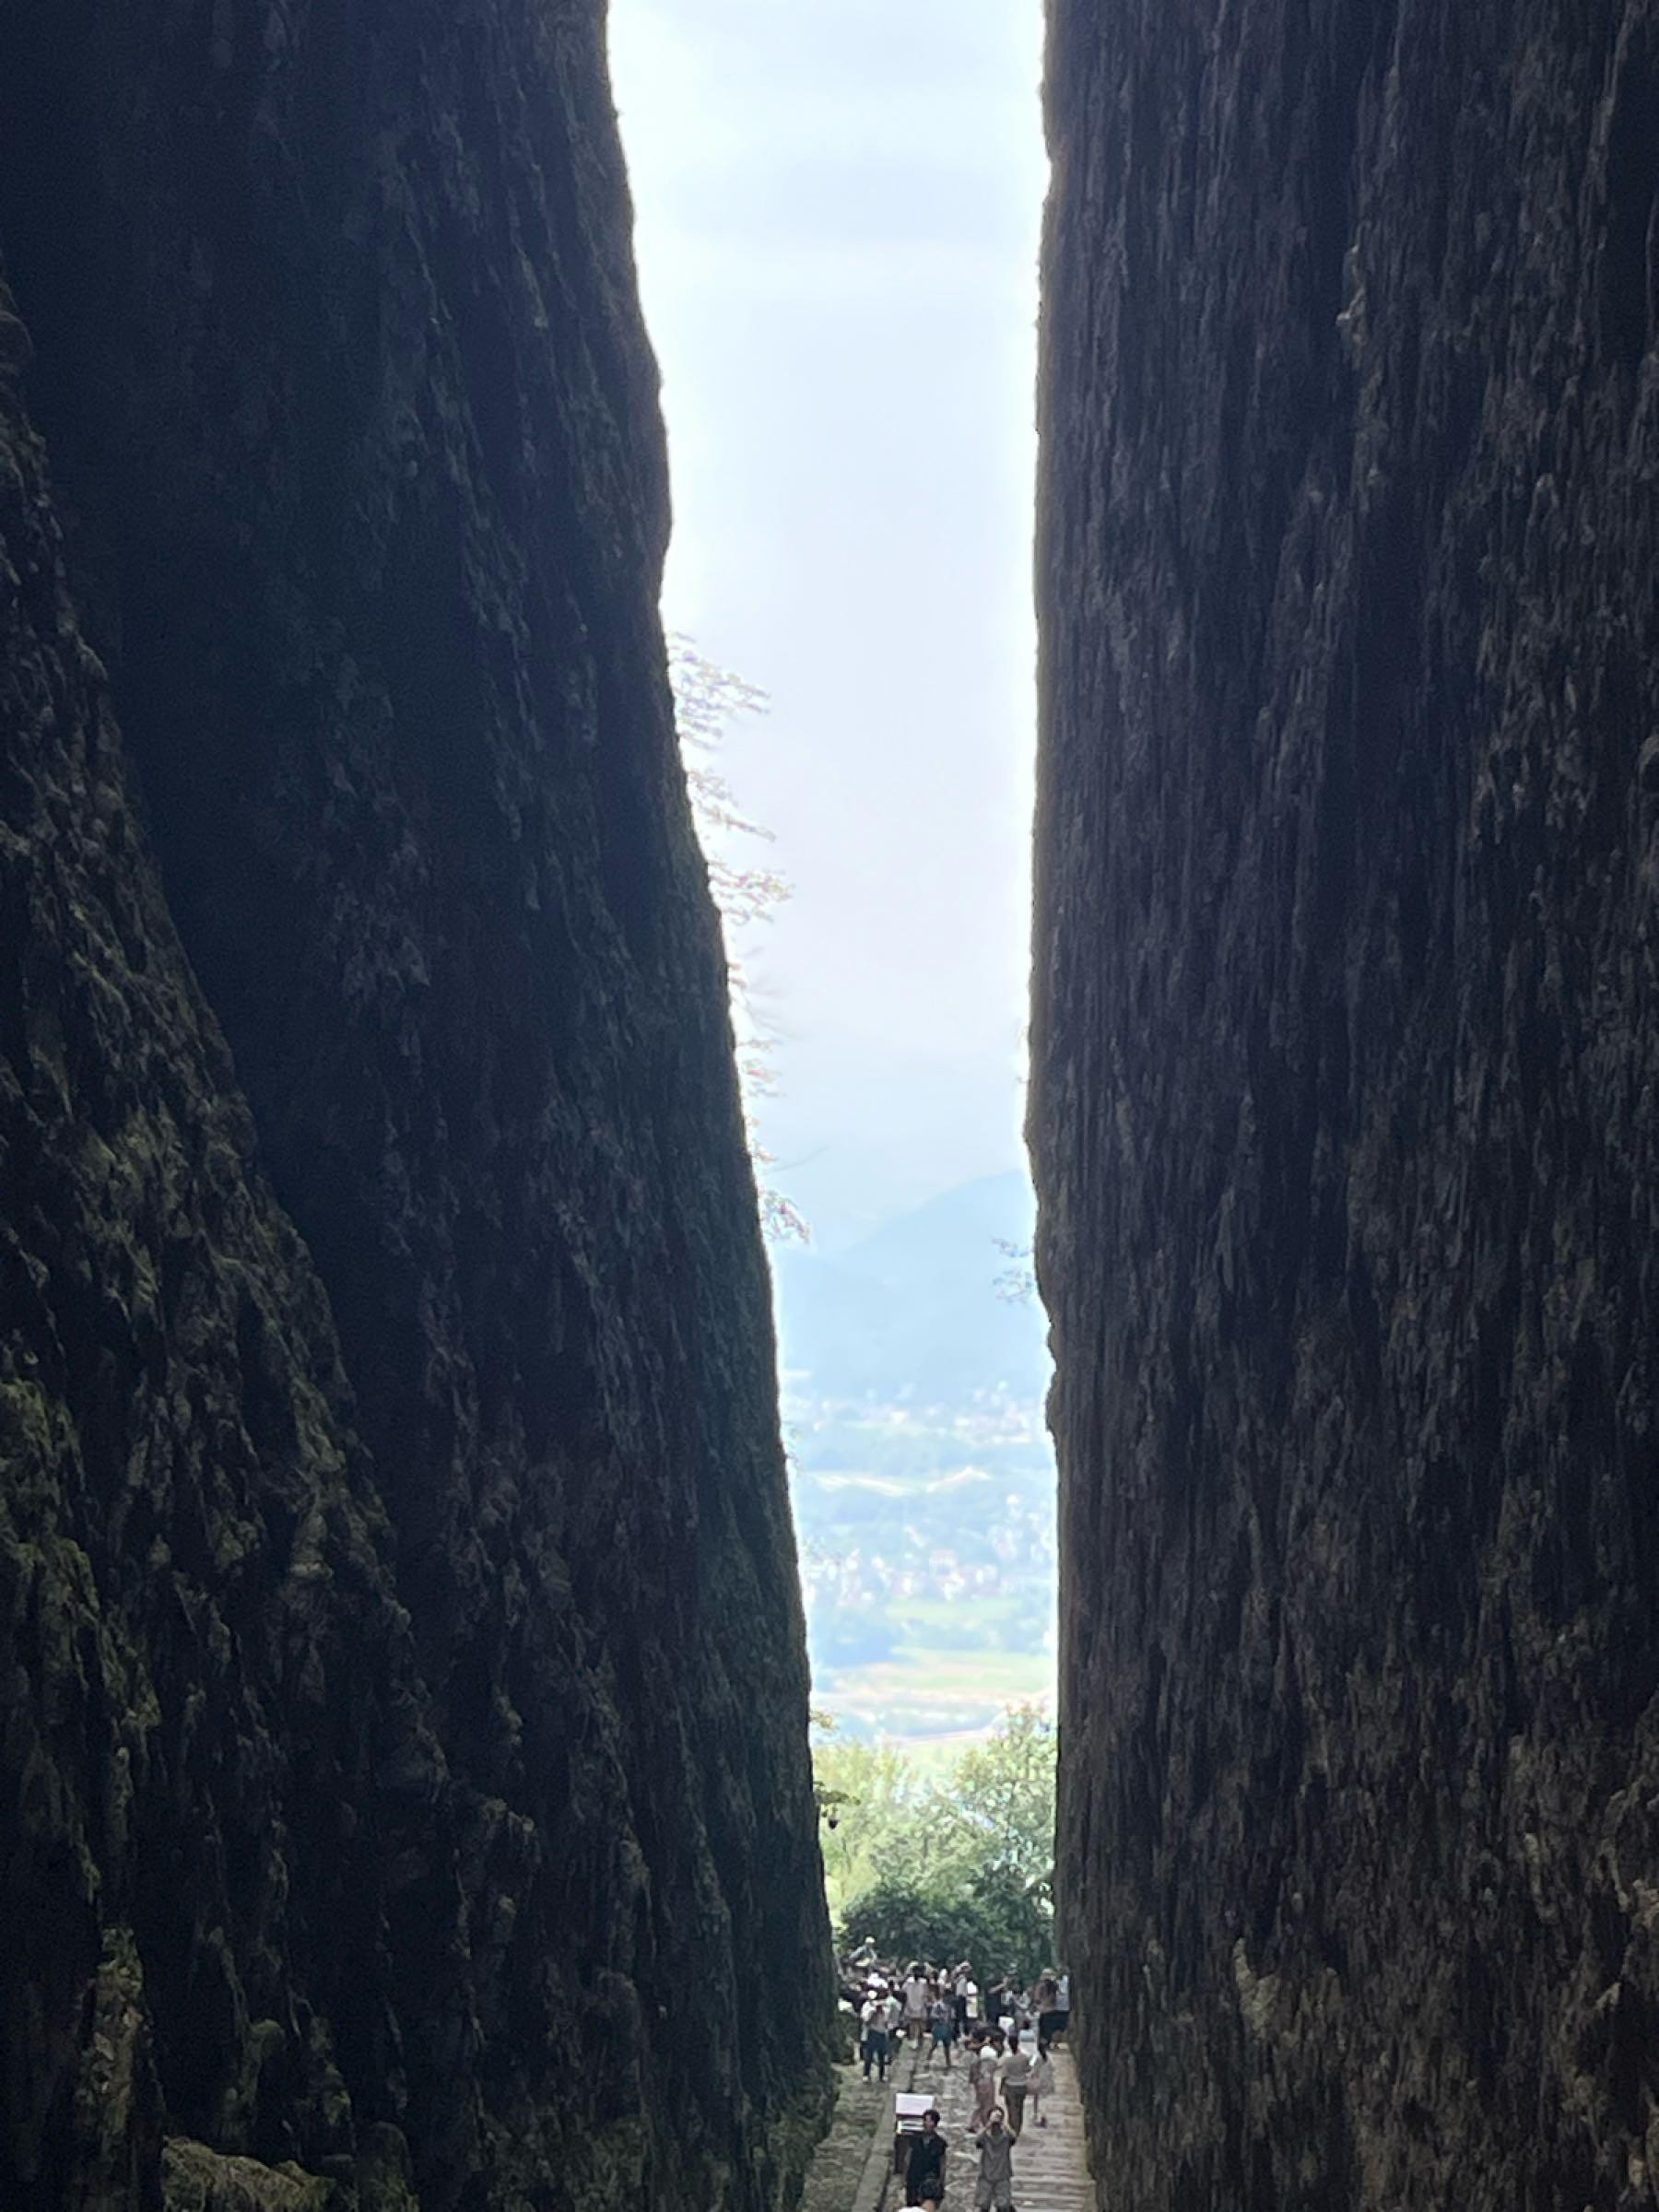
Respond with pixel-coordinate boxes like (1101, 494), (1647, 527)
(904, 2109), (947, 2207)
(966, 2032), (994, 2132)
(860, 1990), (891, 2081)
(989, 2025), (1008, 2073)
(927, 1990), (956, 2069)
(999, 2034), (1031, 2138)
(1030, 2038), (1054, 2126)
(973, 2110), (1016, 2211)
(902, 1963), (930, 2045)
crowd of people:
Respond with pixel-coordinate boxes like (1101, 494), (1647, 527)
(840, 1949), (1071, 2209)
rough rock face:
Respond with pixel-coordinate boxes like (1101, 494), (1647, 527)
(1033, 4), (1659, 2206)
(0, 2), (831, 2204)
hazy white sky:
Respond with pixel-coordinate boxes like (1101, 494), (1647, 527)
(608, 1), (1047, 1246)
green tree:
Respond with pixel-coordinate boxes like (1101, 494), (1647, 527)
(840, 1876), (970, 1968)
(933, 1704), (1056, 1903)
(841, 1865), (1053, 1984)
(812, 1731), (931, 1918)
(956, 1862), (1056, 1982)
(819, 1707), (1059, 1980)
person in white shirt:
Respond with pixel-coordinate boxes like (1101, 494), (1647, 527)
(967, 2032), (998, 2130)
(901, 1965), (930, 2043)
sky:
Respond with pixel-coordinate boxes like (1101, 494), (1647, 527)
(607, 1), (1048, 1249)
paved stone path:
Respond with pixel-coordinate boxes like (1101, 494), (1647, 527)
(798, 2054), (895, 2212)
(880, 2031), (1093, 2212)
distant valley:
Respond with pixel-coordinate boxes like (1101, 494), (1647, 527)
(771, 1171), (1056, 1743)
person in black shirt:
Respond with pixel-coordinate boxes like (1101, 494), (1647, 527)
(904, 2109), (947, 2206)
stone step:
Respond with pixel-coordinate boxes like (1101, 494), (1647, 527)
(876, 2043), (1095, 2211)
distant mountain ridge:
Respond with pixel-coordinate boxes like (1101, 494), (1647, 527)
(771, 1171), (1049, 1405)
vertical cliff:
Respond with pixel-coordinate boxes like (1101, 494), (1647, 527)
(0, 2), (832, 2205)
(1033, 3), (1659, 2206)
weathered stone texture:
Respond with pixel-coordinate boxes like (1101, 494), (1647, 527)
(1034, 4), (1659, 2206)
(1, 303), (427, 2209)
(0, 0), (831, 2202)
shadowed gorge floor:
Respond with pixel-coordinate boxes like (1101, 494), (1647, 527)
(1034, 1), (1659, 2206)
(0, 2), (833, 2205)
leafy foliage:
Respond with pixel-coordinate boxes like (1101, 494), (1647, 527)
(935, 1704), (1056, 1903)
(815, 1735), (935, 1901)
(843, 1866), (1054, 1983)
(814, 1707), (1057, 1978)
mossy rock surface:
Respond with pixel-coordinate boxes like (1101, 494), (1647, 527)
(0, 0), (837, 2178)
(163, 2141), (335, 2212)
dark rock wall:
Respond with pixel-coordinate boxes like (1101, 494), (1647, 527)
(1033, 4), (1659, 2206)
(1, 302), (426, 2211)
(0, 1), (831, 2204)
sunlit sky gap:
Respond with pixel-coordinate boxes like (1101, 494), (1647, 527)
(608, 2), (1048, 1253)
